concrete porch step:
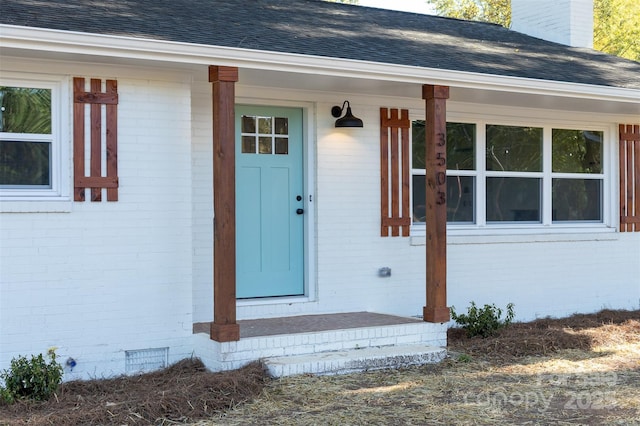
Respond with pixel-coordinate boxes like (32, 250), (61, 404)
(263, 344), (447, 377)
(193, 313), (449, 374)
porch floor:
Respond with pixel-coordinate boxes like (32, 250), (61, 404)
(193, 312), (423, 338)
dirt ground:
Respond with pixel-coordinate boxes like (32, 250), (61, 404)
(1, 309), (638, 425)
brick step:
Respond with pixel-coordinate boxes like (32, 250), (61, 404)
(193, 316), (448, 373)
(263, 344), (447, 377)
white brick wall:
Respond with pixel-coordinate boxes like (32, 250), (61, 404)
(191, 79), (214, 323)
(448, 233), (640, 320)
(512, 0), (594, 48)
(0, 64), (194, 380)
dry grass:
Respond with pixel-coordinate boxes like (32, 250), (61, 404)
(1, 310), (638, 425)
(209, 309), (640, 426)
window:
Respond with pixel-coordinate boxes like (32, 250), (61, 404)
(551, 129), (603, 222)
(0, 87), (52, 187)
(486, 125), (543, 223)
(411, 120), (606, 229)
(241, 115), (289, 155)
(0, 75), (67, 202)
(412, 121), (476, 224)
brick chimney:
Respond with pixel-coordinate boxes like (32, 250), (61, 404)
(511, 0), (593, 48)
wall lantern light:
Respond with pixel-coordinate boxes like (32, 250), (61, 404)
(331, 100), (363, 128)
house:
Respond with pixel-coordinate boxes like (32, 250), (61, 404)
(1, 0), (638, 379)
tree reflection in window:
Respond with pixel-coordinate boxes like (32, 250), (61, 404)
(0, 87), (52, 187)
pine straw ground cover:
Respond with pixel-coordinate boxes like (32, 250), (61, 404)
(0, 360), (267, 425)
(1, 310), (638, 425)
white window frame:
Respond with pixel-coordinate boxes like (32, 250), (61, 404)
(0, 73), (70, 210)
(410, 113), (614, 237)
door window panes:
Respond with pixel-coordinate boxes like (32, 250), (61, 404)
(258, 117), (271, 134)
(241, 115), (289, 155)
(275, 117), (288, 135)
(241, 116), (256, 133)
(259, 136), (272, 154)
(242, 136), (256, 154)
(275, 137), (288, 154)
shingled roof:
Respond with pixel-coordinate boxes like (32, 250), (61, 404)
(2, 0), (639, 90)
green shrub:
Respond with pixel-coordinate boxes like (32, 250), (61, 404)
(0, 348), (63, 402)
(0, 386), (14, 405)
(450, 302), (515, 338)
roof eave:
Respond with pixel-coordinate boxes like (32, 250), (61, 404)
(1, 24), (639, 105)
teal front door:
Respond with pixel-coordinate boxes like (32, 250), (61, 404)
(235, 105), (304, 298)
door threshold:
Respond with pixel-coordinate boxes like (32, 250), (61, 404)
(236, 295), (311, 306)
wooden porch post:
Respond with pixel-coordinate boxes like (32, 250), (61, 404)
(209, 65), (240, 342)
(422, 85), (451, 323)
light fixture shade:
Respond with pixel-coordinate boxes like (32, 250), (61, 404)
(331, 101), (363, 128)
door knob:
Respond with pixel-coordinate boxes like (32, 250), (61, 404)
(296, 208), (304, 215)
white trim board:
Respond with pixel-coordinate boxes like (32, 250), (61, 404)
(2, 25), (639, 105)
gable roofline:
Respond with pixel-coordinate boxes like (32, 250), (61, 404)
(3, 24), (638, 106)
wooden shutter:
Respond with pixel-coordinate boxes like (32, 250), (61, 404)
(380, 108), (411, 236)
(619, 124), (640, 231)
(73, 77), (119, 201)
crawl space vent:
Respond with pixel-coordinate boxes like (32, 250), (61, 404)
(125, 347), (169, 373)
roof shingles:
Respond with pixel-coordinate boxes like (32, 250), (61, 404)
(1, 0), (639, 89)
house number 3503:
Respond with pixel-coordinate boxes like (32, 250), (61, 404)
(436, 132), (446, 205)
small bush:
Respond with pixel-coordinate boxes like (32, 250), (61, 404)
(451, 302), (515, 338)
(456, 353), (473, 363)
(0, 386), (14, 405)
(0, 348), (63, 403)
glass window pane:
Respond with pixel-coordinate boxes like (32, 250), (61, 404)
(413, 175), (475, 223)
(242, 136), (256, 153)
(0, 87), (52, 134)
(412, 174), (426, 223)
(486, 177), (541, 222)
(412, 120), (426, 169)
(447, 123), (475, 170)
(274, 117), (288, 135)
(275, 137), (288, 155)
(447, 176), (474, 223)
(259, 136), (272, 154)
(553, 179), (602, 222)
(0, 141), (51, 186)
(412, 121), (476, 170)
(552, 129), (603, 173)
(486, 125), (542, 172)
(241, 116), (256, 133)
(258, 117), (271, 134)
